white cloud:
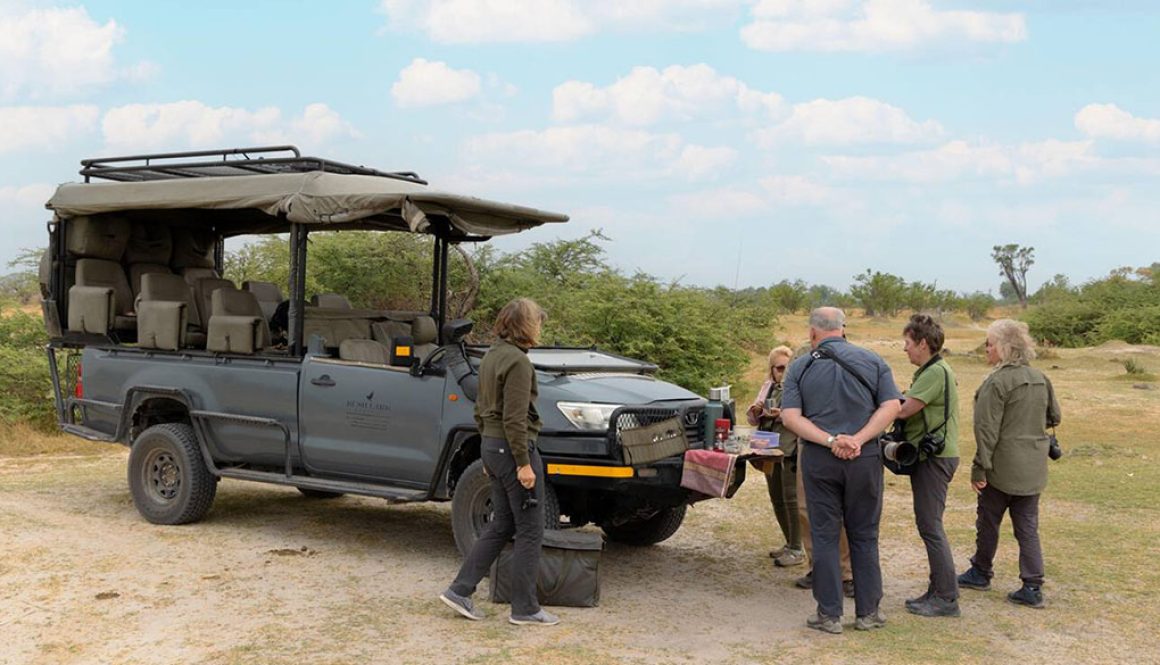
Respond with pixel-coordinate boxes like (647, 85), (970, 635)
(101, 101), (358, 151)
(552, 64), (783, 126)
(379, 0), (742, 43)
(1075, 103), (1160, 142)
(756, 96), (943, 146)
(667, 187), (769, 219)
(460, 125), (735, 183)
(0, 105), (100, 153)
(821, 138), (1101, 185)
(0, 6), (153, 99)
(391, 58), (483, 108)
(741, 0), (1027, 53)
(0, 183), (56, 209)
(758, 175), (832, 205)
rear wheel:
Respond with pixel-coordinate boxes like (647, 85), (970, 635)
(127, 423), (217, 525)
(450, 459), (560, 556)
(603, 505), (687, 546)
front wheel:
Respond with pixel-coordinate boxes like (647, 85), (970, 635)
(450, 459), (560, 556)
(602, 505), (687, 546)
(127, 423), (218, 525)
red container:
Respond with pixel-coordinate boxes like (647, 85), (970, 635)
(713, 418), (731, 450)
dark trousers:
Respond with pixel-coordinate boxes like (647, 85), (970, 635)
(801, 443), (884, 618)
(765, 457), (801, 549)
(970, 484), (1045, 587)
(450, 437), (545, 616)
(910, 456), (959, 600)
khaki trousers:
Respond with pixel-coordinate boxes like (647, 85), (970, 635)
(797, 448), (852, 580)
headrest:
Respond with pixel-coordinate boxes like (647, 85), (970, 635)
(339, 339), (390, 364)
(66, 216), (130, 260)
(412, 315), (437, 345)
(125, 223), (173, 265)
(211, 287), (261, 317)
(171, 227), (216, 269)
(244, 280), (283, 303)
(311, 293), (352, 309)
(182, 267), (219, 287)
(141, 272), (192, 302)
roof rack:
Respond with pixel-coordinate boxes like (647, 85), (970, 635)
(79, 145), (427, 185)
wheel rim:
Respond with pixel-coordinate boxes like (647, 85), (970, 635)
(143, 448), (181, 503)
(470, 485), (494, 537)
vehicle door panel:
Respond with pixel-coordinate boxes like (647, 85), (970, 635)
(298, 357), (447, 486)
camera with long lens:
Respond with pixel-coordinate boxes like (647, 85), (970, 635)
(883, 434), (919, 467)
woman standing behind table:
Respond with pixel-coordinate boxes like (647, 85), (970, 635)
(897, 314), (961, 618)
(746, 346), (804, 567)
(439, 298), (559, 626)
(958, 319), (1061, 609)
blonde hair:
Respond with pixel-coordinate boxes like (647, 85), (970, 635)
(768, 345), (793, 379)
(987, 318), (1037, 365)
(493, 297), (546, 348)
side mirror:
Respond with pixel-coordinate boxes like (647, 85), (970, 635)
(442, 319), (473, 345)
(390, 335), (414, 368)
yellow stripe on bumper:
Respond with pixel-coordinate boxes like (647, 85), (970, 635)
(546, 463), (635, 478)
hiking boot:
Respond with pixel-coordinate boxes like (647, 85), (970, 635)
(509, 609), (561, 626)
(1007, 584), (1045, 609)
(775, 548), (806, 567)
(957, 567), (991, 591)
(854, 610), (887, 631)
(795, 571), (813, 589)
(905, 587), (933, 611)
(769, 544), (790, 559)
(906, 596), (961, 618)
(843, 580), (856, 598)
(439, 589), (484, 621)
(806, 612), (843, 634)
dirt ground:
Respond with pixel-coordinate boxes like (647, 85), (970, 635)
(2, 313), (1157, 665)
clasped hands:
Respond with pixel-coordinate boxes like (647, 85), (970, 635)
(829, 434), (862, 460)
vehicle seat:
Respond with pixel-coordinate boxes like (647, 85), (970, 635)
(371, 320), (411, 347)
(66, 216), (130, 261)
(68, 258), (136, 334)
(412, 315), (439, 361)
(136, 273), (189, 351)
(338, 339), (390, 364)
(181, 266), (219, 288)
(244, 280), (283, 320)
(194, 277), (235, 332)
(137, 273), (206, 350)
(206, 287), (270, 354)
(125, 223), (173, 264)
(129, 263), (172, 299)
(311, 293), (352, 309)
(171, 227), (216, 269)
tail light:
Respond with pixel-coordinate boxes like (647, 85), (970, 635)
(75, 363), (83, 399)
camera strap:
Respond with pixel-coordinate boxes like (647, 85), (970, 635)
(914, 355), (951, 438)
(799, 345), (879, 409)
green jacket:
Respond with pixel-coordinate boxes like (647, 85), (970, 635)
(474, 339), (542, 467)
(971, 362), (1062, 495)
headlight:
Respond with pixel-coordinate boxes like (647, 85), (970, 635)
(556, 402), (623, 431)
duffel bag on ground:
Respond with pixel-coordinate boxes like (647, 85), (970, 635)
(489, 529), (603, 608)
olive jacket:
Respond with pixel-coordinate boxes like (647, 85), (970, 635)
(971, 362), (1062, 495)
(745, 380), (799, 456)
(474, 339), (542, 467)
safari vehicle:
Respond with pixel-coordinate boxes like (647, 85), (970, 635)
(40, 146), (742, 553)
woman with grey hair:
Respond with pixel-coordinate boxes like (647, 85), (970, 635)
(958, 319), (1061, 609)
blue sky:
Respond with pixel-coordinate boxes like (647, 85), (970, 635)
(1, 0), (1158, 294)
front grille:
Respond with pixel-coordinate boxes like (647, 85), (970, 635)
(607, 404), (706, 452)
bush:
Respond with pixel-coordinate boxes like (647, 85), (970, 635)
(1023, 300), (1105, 347)
(1025, 267), (1160, 347)
(1094, 306), (1160, 345)
(0, 304), (54, 430)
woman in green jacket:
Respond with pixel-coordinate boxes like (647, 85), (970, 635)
(898, 314), (960, 618)
(958, 319), (1061, 609)
(440, 298), (559, 626)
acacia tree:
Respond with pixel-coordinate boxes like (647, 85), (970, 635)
(992, 244), (1035, 309)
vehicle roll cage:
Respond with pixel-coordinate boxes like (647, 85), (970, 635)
(80, 145), (427, 185)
